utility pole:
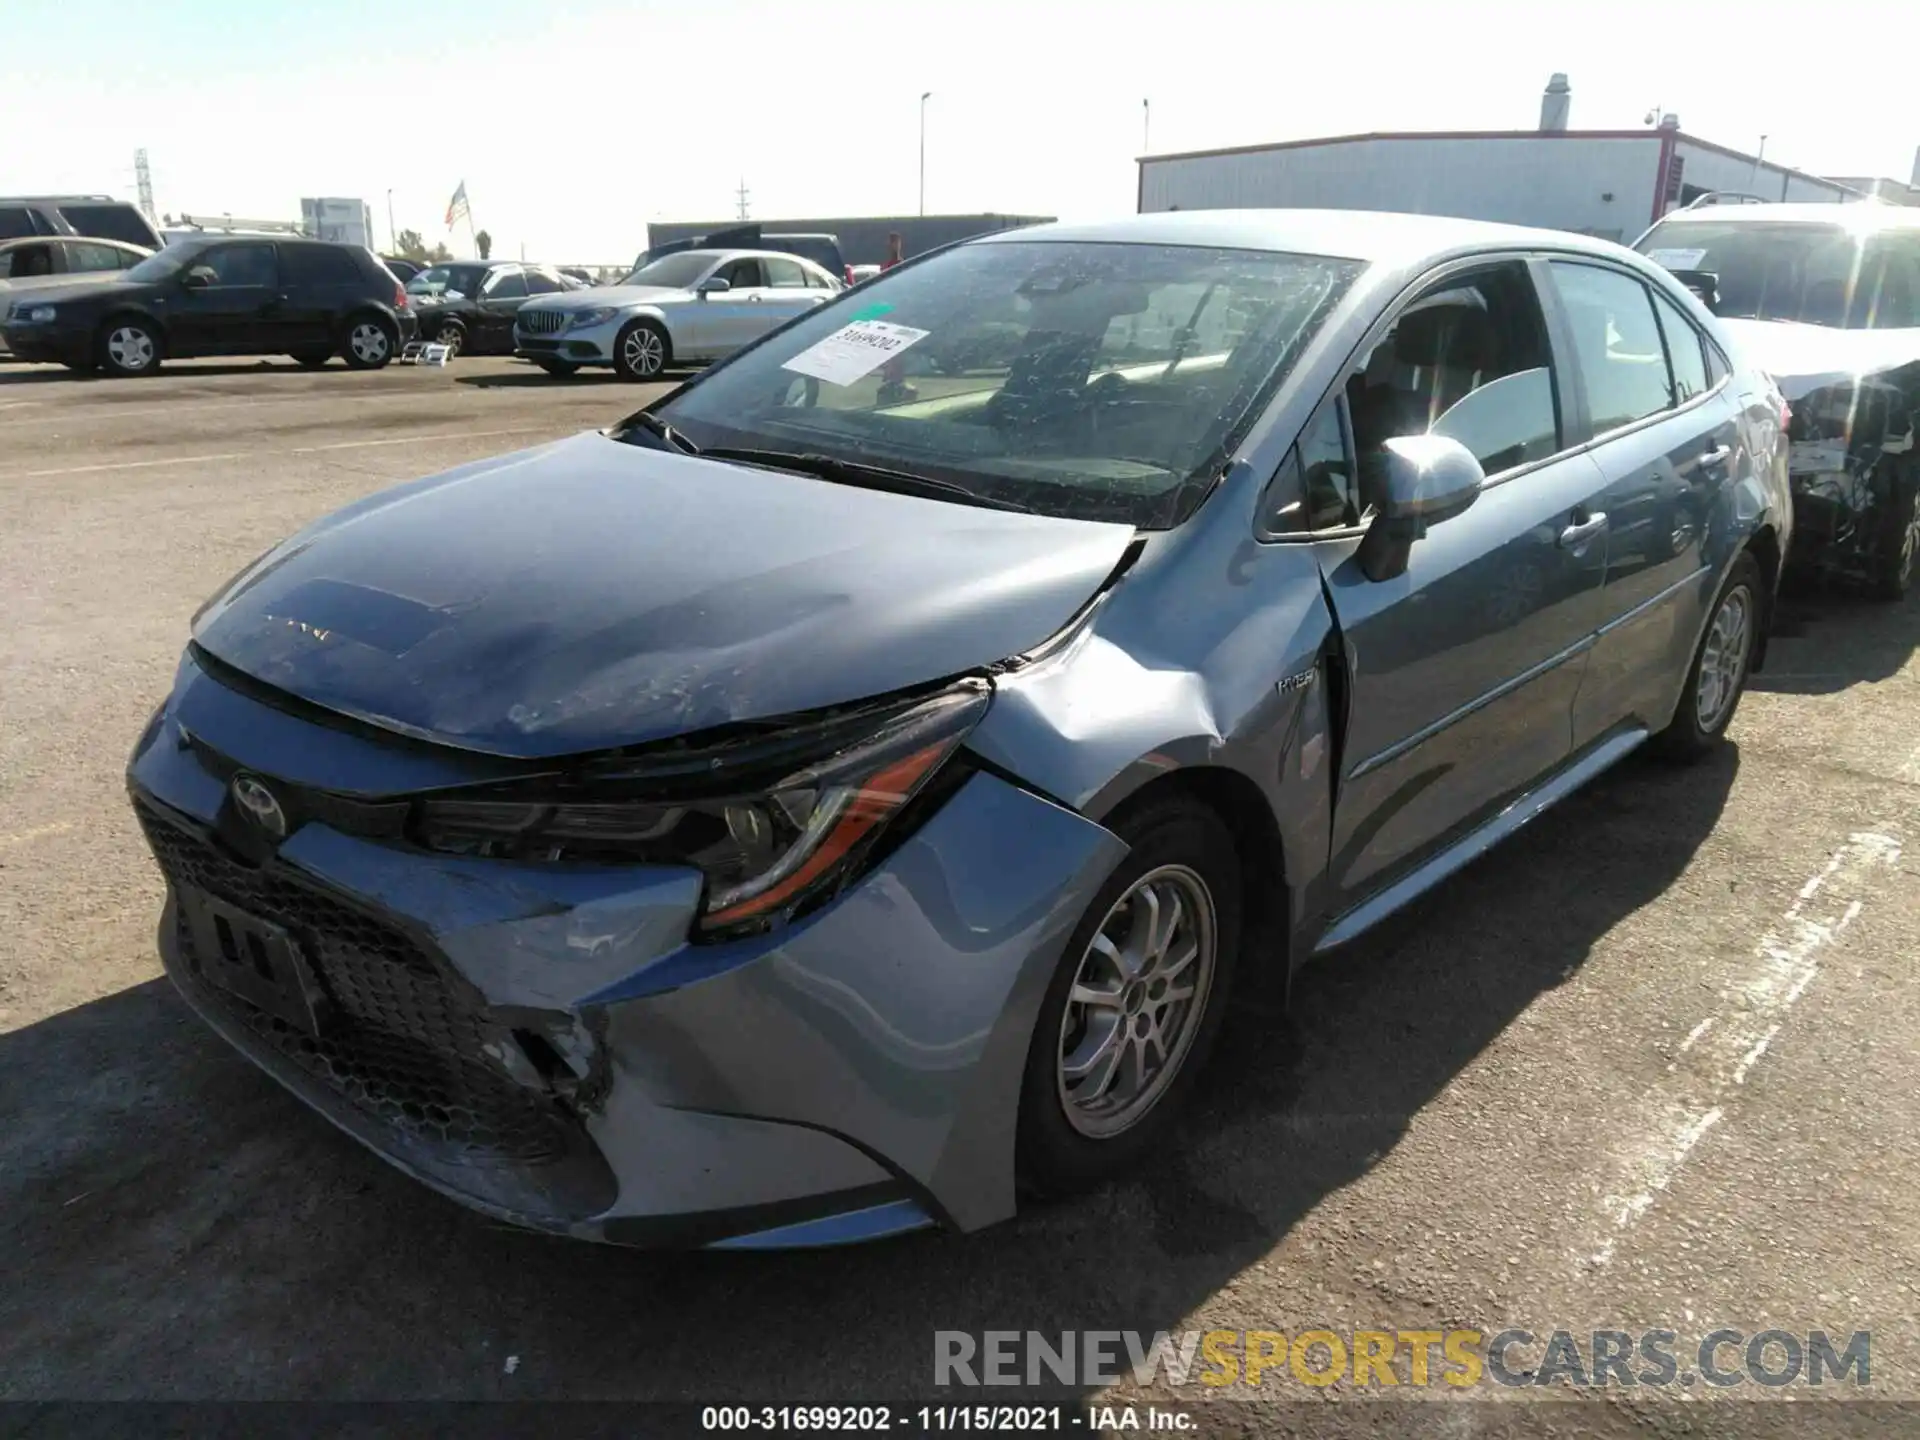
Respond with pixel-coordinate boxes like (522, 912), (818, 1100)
(1750, 135), (1768, 187)
(134, 149), (156, 223)
(1143, 98), (1150, 154)
(386, 189), (397, 253)
(736, 178), (751, 222)
(919, 92), (932, 216)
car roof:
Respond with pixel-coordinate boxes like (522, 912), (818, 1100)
(0, 235), (146, 251)
(696, 248), (832, 268)
(973, 208), (1640, 264)
(1650, 202), (1920, 233)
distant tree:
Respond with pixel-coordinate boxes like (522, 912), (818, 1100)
(474, 229), (492, 260)
(428, 241), (454, 262)
(394, 228), (429, 261)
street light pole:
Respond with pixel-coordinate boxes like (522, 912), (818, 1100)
(919, 91), (931, 216)
(386, 189), (396, 253)
(1143, 98), (1150, 153)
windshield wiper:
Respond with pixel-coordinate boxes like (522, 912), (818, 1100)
(695, 447), (1035, 513)
(617, 411), (700, 454)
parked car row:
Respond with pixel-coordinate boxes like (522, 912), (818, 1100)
(131, 207), (1835, 1250)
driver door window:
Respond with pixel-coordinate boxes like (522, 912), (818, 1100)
(483, 270), (528, 301)
(1343, 261), (1561, 496)
(718, 258), (766, 291)
(196, 243), (277, 288)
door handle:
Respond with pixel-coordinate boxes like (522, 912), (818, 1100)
(1558, 512), (1608, 549)
(1699, 444), (1733, 468)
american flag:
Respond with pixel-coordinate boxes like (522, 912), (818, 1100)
(445, 182), (469, 227)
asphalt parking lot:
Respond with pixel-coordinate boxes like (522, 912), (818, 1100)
(2, 356), (1918, 1429)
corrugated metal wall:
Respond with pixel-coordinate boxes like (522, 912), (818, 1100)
(1139, 136), (1662, 241)
(1667, 140), (1857, 208)
(643, 214), (1053, 266)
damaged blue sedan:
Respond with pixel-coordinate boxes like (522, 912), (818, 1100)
(129, 210), (1790, 1247)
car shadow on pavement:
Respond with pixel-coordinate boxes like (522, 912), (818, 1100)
(1747, 576), (1919, 696)
(0, 745), (1738, 1402)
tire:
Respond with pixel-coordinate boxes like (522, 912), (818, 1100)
(342, 313), (397, 370)
(431, 320), (465, 358)
(96, 317), (162, 377)
(291, 350), (331, 368)
(534, 358), (579, 377)
(1651, 551), (1763, 762)
(1866, 458), (1920, 601)
(1016, 796), (1242, 1197)
(613, 318), (669, 381)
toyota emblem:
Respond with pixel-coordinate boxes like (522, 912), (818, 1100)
(230, 774), (288, 839)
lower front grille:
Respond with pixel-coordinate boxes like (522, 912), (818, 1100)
(136, 802), (585, 1168)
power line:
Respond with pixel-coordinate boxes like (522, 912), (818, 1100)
(735, 178), (750, 222)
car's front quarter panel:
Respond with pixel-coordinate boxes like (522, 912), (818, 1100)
(128, 653), (1127, 1242)
(969, 460), (1338, 972)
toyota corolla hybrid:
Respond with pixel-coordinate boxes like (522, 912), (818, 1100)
(129, 210), (1789, 1249)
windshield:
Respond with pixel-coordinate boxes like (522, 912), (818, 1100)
(407, 264), (486, 296)
(1637, 220), (1920, 329)
(618, 251), (722, 288)
(124, 248), (189, 283)
(650, 239), (1363, 528)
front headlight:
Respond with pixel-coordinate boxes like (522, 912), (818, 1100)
(568, 307), (617, 329)
(24, 305), (55, 323)
(412, 680), (990, 938)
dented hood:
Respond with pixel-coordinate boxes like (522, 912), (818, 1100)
(1720, 318), (1920, 402)
(190, 432), (1134, 759)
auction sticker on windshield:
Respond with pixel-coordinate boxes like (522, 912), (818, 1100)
(1644, 248), (1708, 270)
(782, 319), (930, 386)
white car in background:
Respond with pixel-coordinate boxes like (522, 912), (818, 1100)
(513, 247), (842, 380)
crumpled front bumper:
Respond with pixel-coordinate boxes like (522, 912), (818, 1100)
(127, 656), (1124, 1247)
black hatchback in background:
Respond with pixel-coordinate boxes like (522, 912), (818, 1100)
(2, 237), (417, 376)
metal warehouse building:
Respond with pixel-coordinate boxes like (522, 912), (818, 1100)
(1138, 109), (1863, 243)
(644, 213), (1053, 266)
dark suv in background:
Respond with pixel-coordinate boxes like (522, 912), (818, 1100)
(2, 237), (416, 376)
(0, 195), (165, 251)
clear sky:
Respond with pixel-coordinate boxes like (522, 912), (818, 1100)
(3, 0), (1915, 263)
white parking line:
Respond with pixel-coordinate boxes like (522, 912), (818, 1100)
(10, 427), (553, 479)
(0, 390), (457, 427)
(1581, 826), (1903, 1270)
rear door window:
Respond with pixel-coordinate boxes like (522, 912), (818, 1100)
(57, 203), (156, 247)
(523, 270), (564, 295)
(1547, 262), (1674, 434)
(65, 241), (135, 272)
(719, 258), (766, 289)
(765, 256), (808, 289)
(1648, 289), (1710, 402)
(279, 246), (362, 286)
(0, 207), (38, 240)
(484, 270), (527, 299)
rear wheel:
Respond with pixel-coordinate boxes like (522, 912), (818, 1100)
(613, 318), (668, 381)
(1016, 796), (1241, 1197)
(534, 358), (579, 377)
(343, 314), (396, 369)
(1867, 457), (1920, 601)
(97, 318), (162, 377)
(1652, 552), (1762, 761)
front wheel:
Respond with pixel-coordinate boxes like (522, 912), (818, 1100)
(1016, 796), (1241, 1197)
(342, 314), (396, 369)
(613, 318), (669, 381)
(97, 318), (162, 377)
(1652, 551), (1762, 761)
(431, 320), (465, 358)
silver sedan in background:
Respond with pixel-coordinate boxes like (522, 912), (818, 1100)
(513, 247), (841, 380)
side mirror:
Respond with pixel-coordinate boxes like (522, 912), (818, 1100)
(181, 267), (215, 291)
(1670, 269), (1721, 314)
(697, 276), (732, 298)
(1356, 434), (1485, 583)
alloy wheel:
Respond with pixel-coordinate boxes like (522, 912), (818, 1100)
(623, 326), (663, 377)
(1055, 864), (1217, 1139)
(107, 325), (154, 372)
(1695, 584), (1752, 732)
(349, 322), (390, 365)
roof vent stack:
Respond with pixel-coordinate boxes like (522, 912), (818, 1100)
(1540, 73), (1571, 132)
